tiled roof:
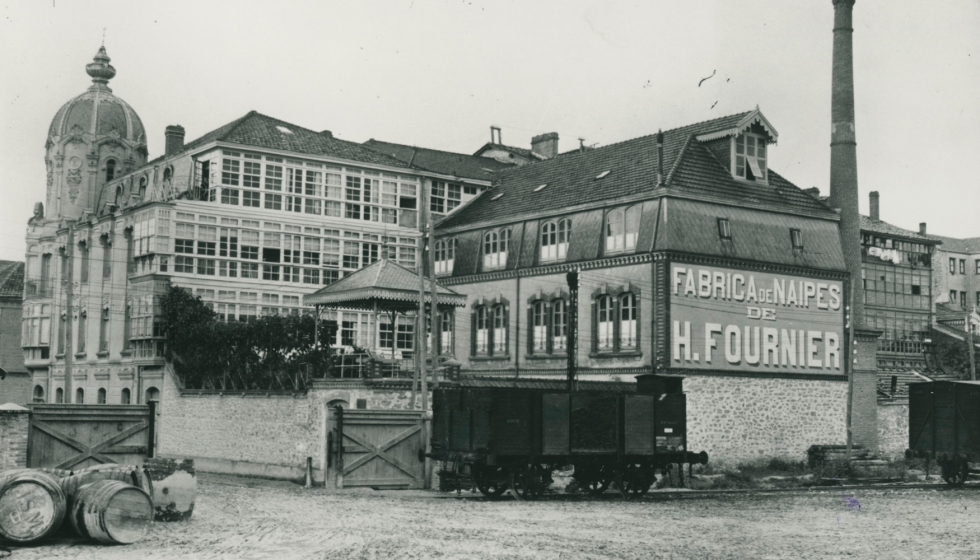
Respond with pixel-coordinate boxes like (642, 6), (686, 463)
(921, 234), (980, 254)
(877, 368), (934, 400)
(362, 139), (513, 181)
(439, 110), (836, 230)
(149, 111), (410, 169)
(472, 142), (544, 161)
(304, 259), (465, 308)
(0, 261), (24, 300)
(860, 215), (938, 243)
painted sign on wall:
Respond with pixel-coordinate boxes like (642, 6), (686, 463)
(669, 264), (845, 373)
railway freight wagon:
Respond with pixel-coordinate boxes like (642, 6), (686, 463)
(907, 380), (980, 485)
(430, 374), (708, 499)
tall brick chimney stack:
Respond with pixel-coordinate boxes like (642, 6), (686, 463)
(869, 191), (879, 220)
(828, 0), (864, 327)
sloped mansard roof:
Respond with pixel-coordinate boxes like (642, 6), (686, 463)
(0, 261), (24, 301)
(438, 110), (835, 231)
(362, 139), (513, 182)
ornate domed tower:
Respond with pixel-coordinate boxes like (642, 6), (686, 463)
(44, 46), (147, 221)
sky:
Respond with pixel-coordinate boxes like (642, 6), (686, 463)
(1, 0), (978, 262)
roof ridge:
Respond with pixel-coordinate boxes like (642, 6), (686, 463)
(663, 133), (696, 187)
(215, 110), (260, 142)
(367, 139), (480, 160)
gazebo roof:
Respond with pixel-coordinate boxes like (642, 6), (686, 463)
(304, 259), (466, 311)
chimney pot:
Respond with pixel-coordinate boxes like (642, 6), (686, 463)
(320, 130), (333, 138)
(869, 191), (880, 221)
(531, 132), (559, 159)
(804, 187), (821, 198)
(919, 222), (927, 235)
(165, 125), (185, 157)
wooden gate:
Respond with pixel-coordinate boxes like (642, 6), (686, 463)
(27, 404), (155, 470)
(333, 409), (427, 489)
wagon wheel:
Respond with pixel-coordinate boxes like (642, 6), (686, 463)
(514, 464), (545, 500)
(574, 464), (611, 497)
(621, 463), (655, 497)
(943, 456), (969, 487)
(474, 466), (510, 500)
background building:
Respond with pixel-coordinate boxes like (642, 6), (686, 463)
(22, 47), (492, 405)
(434, 109), (852, 461)
(0, 260), (31, 403)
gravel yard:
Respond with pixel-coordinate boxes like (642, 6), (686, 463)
(9, 474), (980, 560)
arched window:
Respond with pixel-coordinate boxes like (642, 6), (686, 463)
(145, 387), (160, 403)
(619, 293), (637, 350)
(75, 388), (84, 404)
(114, 186), (123, 205)
(163, 167), (173, 185)
(139, 177), (147, 199)
(120, 388), (131, 405)
(439, 311), (453, 355)
(552, 299), (568, 352)
(606, 207), (640, 253)
(483, 228), (510, 270)
(492, 305), (507, 354)
(532, 301), (548, 351)
(33, 385), (45, 403)
(55, 388), (64, 403)
(97, 388), (107, 404)
(597, 295), (615, 350)
(475, 306), (489, 355)
(592, 287), (641, 354)
(434, 238), (456, 276)
(105, 159), (116, 182)
(540, 219), (571, 262)
(472, 300), (508, 357)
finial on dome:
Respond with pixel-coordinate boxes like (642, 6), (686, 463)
(86, 46), (116, 90)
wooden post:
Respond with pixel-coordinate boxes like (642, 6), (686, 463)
(968, 310), (976, 381)
(418, 178), (431, 412)
(428, 221), (439, 389)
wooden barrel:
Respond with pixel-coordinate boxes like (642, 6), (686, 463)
(63, 465), (153, 502)
(35, 467), (74, 479)
(0, 469), (67, 544)
(70, 480), (153, 544)
(143, 458), (196, 521)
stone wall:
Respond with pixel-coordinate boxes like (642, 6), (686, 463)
(877, 402), (909, 459)
(0, 404), (29, 470)
(685, 375), (848, 465)
(157, 369), (425, 482)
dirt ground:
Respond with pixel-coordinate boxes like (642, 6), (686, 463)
(9, 474), (980, 560)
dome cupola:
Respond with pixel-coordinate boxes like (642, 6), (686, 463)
(43, 46), (148, 220)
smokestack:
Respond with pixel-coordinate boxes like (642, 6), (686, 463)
(919, 222), (927, 235)
(165, 125), (185, 157)
(656, 130), (664, 185)
(869, 191), (879, 221)
(531, 132), (559, 159)
(828, 0), (864, 327)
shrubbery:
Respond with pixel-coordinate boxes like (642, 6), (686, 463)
(160, 286), (333, 390)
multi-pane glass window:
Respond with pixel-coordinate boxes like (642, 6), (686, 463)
(435, 238), (456, 275)
(483, 229), (510, 270)
(606, 206), (639, 253)
(541, 219), (571, 261)
(492, 305), (506, 354)
(552, 299), (567, 351)
(597, 296), (614, 350)
(862, 262), (932, 311)
(734, 133), (767, 181)
(440, 312), (452, 355)
(532, 301), (548, 351)
(620, 293), (637, 349)
(475, 307), (489, 355)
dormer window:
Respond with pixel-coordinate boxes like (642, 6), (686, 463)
(718, 218), (732, 240)
(734, 133), (767, 182)
(790, 229), (803, 250)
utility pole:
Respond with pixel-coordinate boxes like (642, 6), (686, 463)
(62, 226), (75, 404)
(416, 179), (431, 411)
(428, 219), (439, 390)
(967, 308), (976, 381)
(566, 269), (579, 392)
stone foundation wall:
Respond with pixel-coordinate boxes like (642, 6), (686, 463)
(877, 402), (909, 459)
(685, 375), (848, 465)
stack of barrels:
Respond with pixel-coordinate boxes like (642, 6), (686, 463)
(0, 463), (155, 546)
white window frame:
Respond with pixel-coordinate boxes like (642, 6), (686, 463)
(732, 132), (768, 182)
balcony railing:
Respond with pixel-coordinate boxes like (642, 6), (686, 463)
(877, 339), (928, 354)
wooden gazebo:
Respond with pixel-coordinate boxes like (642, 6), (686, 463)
(304, 259), (466, 381)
